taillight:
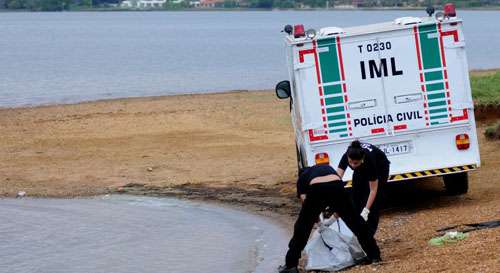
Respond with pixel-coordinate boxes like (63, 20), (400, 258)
(444, 3), (456, 17)
(315, 152), (329, 165)
(456, 134), (470, 150)
(294, 24), (305, 38)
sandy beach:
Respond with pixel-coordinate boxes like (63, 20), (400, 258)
(1, 89), (499, 272)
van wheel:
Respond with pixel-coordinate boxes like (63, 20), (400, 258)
(443, 172), (469, 195)
(296, 145), (304, 175)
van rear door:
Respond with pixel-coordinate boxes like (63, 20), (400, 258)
(377, 26), (428, 134)
(294, 35), (392, 142)
(337, 35), (392, 139)
(381, 21), (471, 135)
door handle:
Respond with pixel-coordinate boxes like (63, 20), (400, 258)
(394, 93), (422, 104)
(349, 99), (377, 110)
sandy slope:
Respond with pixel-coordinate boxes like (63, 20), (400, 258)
(0, 91), (295, 196)
(0, 90), (498, 272)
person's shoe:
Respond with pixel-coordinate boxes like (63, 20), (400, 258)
(356, 257), (373, 265)
(277, 265), (299, 273)
(356, 256), (382, 265)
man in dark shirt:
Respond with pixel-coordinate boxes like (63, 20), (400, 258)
(278, 163), (381, 273)
(337, 140), (390, 237)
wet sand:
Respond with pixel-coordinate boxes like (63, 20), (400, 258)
(1, 90), (499, 272)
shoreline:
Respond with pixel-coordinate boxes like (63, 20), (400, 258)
(1, 92), (497, 123)
(2, 7), (500, 12)
(0, 89), (257, 111)
(1, 69), (498, 111)
(115, 182), (298, 229)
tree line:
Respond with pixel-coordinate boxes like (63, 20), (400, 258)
(1, 0), (118, 11)
(174, 0), (500, 9)
(248, 0), (500, 9)
(1, 0), (499, 11)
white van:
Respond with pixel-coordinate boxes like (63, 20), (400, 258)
(275, 5), (480, 194)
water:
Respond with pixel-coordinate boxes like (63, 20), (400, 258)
(0, 195), (288, 273)
(0, 10), (499, 107)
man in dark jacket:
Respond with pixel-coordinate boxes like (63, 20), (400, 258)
(278, 163), (381, 273)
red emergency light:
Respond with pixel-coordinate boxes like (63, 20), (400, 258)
(456, 134), (470, 150)
(444, 3), (456, 17)
(315, 152), (330, 165)
(294, 24), (305, 38)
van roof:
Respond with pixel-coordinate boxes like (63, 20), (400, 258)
(286, 17), (462, 44)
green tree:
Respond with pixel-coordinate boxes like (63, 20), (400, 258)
(80, 0), (92, 7)
(40, 0), (71, 10)
(274, 0), (295, 8)
(249, 0), (273, 8)
(164, 0), (189, 9)
(5, 0), (27, 8)
(223, 0), (238, 8)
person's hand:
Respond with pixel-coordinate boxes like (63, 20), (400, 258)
(322, 209), (333, 219)
(360, 207), (370, 221)
(299, 194), (306, 204)
(318, 215), (334, 232)
(322, 215), (337, 227)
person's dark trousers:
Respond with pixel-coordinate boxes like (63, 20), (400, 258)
(352, 165), (390, 237)
(284, 182), (381, 268)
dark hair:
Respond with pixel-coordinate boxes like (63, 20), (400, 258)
(347, 140), (365, 160)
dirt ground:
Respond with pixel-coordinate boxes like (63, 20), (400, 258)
(0, 90), (498, 272)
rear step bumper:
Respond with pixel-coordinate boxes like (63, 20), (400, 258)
(344, 164), (477, 187)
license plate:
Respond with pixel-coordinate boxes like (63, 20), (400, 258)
(378, 141), (411, 156)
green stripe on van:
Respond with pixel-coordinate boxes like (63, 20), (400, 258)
(429, 100), (447, 107)
(328, 121), (347, 128)
(426, 82), (445, 92)
(427, 92), (446, 100)
(430, 114), (448, 120)
(317, 38), (341, 83)
(418, 24), (442, 70)
(328, 114), (346, 121)
(429, 107), (448, 114)
(326, 106), (344, 114)
(325, 96), (344, 105)
(431, 121), (446, 125)
(424, 71), (443, 81)
(329, 128), (348, 133)
(323, 84), (342, 95)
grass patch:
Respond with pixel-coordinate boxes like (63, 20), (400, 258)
(484, 121), (500, 140)
(470, 70), (500, 106)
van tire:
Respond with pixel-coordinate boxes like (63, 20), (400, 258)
(443, 172), (469, 195)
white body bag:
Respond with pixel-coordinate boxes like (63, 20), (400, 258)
(304, 216), (366, 272)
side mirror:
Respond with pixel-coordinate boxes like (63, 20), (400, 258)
(275, 80), (291, 99)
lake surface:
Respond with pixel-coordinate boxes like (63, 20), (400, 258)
(0, 10), (499, 107)
(0, 195), (288, 273)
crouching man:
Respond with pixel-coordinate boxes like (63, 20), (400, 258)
(278, 163), (381, 273)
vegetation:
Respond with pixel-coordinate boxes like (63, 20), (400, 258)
(221, 0), (500, 9)
(484, 121), (500, 140)
(1, 0), (500, 11)
(5, 0), (71, 10)
(164, 0), (189, 9)
(471, 70), (499, 141)
(351, 0), (500, 9)
(2, 0), (118, 10)
(470, 70), (500, 106)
